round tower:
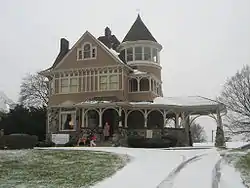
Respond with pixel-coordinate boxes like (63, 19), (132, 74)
(117, 14), (163, 97)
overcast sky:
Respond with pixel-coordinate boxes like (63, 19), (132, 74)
(0, 0), (250, 141)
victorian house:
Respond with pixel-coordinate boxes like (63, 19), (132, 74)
(41, 15), (226, 146)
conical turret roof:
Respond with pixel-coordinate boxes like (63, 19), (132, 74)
(122, 14), (157, 42)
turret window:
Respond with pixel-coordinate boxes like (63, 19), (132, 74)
(127, 47), (133, 62)
(144, 47), (151, 61)
(125, 46), (159, 63)
(135, 47), (142, 60)
(152, 48), (158, 63)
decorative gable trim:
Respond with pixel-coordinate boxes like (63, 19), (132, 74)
(54, 31), (133, 71)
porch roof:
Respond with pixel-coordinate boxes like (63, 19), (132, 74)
(69, 96), (226, 114)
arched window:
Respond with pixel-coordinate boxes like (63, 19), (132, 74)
(83, 44), (91, 59)
(139, 78), (149, 91)
(77, 43), (97, 60)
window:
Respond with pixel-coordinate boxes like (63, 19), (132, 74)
(144, 47), (151, 61)
(83, 44), (91, 59)
(55, 79), (59, 94)
(135, 47), (142, 60)
(126, 47), (133, 62)
(92, 47), (96, 58)
(129, 79), (138, 92)
(60, 78), (68, 93)
(109, 75), (119, 90)
(77, 49), (83, 60)
(100, 76), (108, 90)
(152, 48), (158, 63)
(60, 112), (76, 130)
(69, 78), (78, 92)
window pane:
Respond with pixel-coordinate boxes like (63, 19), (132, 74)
(92, 48), (96, 58)
(70, 78), (78, 85)
(84, 44), (90, 51)
(110, 83), (118, 90)
(83, 44), (91, 58)
(135, 47), (142, 60)
(61, 113), (75, 130)
(152, 48), (158, 63)
(100, 76), (107, 83)
(61, 78), (68, 86)
(109, 75), (118, 82)
(78, 50), (82, 60)
(144, 47), (151, 61)
(126, 47), (133, 62)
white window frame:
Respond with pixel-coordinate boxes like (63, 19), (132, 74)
(98, 73), (119, 91)
(77, 42), (97, 61)
(59, 111), (77, 131)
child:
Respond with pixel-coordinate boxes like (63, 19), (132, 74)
(77, 133), (87, 146)
(90, 134), (97, 147)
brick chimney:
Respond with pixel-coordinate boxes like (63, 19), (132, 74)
(60, 38), (69, 53)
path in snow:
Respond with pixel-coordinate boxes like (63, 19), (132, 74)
(37, 146), (246, 188)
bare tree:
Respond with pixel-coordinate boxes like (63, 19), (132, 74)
(218, 65), (250, 137)
(190, 122), (206, 143)
(19, 73), (49, 107)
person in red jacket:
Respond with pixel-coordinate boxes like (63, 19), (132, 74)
(90, 133), (97, 147)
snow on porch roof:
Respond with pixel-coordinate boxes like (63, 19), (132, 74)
(152, 96), (219, 106)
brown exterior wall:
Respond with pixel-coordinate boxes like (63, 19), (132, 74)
(136, 65), (161, 80)
(128, 92), (157, 102)
(49, 91), (126, 105)
(55, 34), (120, 70)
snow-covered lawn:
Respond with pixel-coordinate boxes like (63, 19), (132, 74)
(37, 146), (245, 188)
(9, 142), (247, 188)
(0, 149), (127, 188)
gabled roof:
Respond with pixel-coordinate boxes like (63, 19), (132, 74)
(41, 31), (133, 73)
(122, 14), (157, 42)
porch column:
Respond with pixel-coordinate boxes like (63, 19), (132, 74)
(125, 112), (128, 128)
(163, 110), (167, 128)
(175, 113), (179, 128)
(137, 78), (140, 91)
(81, 109), (85, 128)
(85, 112), (88, 128)
(144, 110), (148, 128)
(99, 109), (102, 128)
(184, 113), (190, 146)
(118, 107), (122, 127)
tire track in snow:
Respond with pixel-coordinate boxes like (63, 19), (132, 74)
(211, 158), (222, 188)
(156, 153), (207, 188)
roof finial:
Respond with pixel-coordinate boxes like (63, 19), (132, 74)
(136, 8), (140, 16)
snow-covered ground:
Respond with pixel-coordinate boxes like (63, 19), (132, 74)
(38, 142), (248, 188)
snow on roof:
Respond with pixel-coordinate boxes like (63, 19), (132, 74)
(133, 69), (147, 75)
(153, 96), (219, 106)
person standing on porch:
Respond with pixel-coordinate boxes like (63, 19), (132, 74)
(103, 122), (110, 141)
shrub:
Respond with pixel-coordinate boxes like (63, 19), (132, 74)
(0, 134), (38, 149)
(36, 141), (55, 147)
(215, 126), (225, 147)
(127, 135), (177, 148)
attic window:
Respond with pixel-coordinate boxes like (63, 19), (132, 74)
(83, 44), (91, 58)
(77, 43), (97, 60)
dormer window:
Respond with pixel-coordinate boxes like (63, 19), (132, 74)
(77, 43), (97, 60)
